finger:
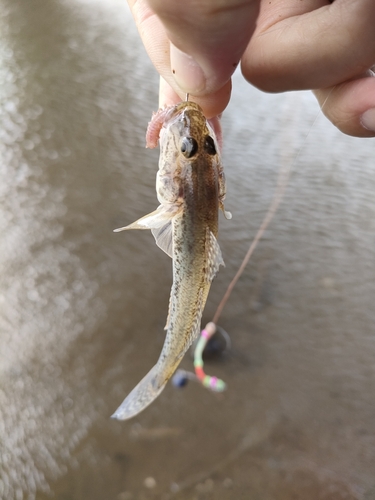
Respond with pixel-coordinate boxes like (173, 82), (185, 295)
(158, 76), (232, 119)
(242, 0), (375, 92)
(314, 74), (375, 137)
(141, 0), (260, 95)
(127, 0), (172, 88)
(128, 0), (233, 117)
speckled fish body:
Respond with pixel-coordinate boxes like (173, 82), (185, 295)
(112, 102), (230, 420)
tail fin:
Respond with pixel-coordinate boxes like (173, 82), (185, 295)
(111, 364), (166, 420)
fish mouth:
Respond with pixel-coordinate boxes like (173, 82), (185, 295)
(169, 101), (203, 120)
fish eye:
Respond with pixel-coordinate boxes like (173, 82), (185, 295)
(180, 137), (198, 158)
(204, 135), (216, 155)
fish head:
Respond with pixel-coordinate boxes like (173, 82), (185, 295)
(159, 102), (221, 171)
(155, 101), (226, 211)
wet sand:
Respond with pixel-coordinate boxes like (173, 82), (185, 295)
(0, 1), (375, 499)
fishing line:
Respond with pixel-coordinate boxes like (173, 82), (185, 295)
(173, 90), (334, 392)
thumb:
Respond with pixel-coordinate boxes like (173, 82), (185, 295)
(147, 0), (260, 96)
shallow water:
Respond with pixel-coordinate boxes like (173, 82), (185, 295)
(0, 1), (375, 499)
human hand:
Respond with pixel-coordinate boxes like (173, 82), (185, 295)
(127, 0), (375, 137)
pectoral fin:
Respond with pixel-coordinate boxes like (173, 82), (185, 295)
(205, 230), (225, 283)
(114, 204), (181, 258)
(114, 205), (174, 232)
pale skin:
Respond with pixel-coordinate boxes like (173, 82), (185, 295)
(127, 0), (375, 138)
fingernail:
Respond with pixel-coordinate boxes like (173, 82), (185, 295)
(361, 108), (375, 132)
(170, 44), (206, 94)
